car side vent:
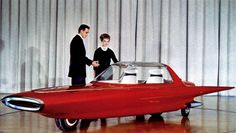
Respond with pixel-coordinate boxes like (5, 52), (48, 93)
(1, 96), (44, 112)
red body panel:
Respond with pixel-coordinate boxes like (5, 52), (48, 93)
(8, 82), (233, 119)
(2, 63), (234, 119)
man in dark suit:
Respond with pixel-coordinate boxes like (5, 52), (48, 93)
(68, 24), (99, 85)
(93, 33), (118, 77)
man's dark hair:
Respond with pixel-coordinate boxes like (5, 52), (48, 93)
(100, 33), (110, 41)
(78, 24), (90, 33)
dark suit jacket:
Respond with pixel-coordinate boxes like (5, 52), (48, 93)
(93, 47), (118, 76)
(68, 35), (92, 77)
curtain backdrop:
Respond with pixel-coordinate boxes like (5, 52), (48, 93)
(0, 0), (235, 96)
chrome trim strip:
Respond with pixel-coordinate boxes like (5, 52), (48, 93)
(190, 101), (203, 108)
(2, 97), (44, 112)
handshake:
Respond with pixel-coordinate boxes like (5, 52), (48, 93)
(92, 61), (100, 67)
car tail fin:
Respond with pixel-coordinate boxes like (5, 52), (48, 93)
(192, 86), (234, 96)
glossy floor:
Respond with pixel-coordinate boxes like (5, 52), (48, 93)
(0, 95), (236, 133)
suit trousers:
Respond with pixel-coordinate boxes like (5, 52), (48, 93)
(71, 76), (86, 86)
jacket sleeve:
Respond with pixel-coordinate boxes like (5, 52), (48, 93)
(111, 50), (118, 63)
(93, 49), (99, 61)
(85, 57), (92, 66)
(70, 36), (92, 66)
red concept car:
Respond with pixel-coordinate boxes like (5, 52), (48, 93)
(1, 62), (234, 131)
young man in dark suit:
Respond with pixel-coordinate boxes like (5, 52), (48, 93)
(68, 24), (99, 86)
(93, 33), (118, 77)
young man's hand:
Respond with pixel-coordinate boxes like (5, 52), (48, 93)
(92, 61), (99, 67)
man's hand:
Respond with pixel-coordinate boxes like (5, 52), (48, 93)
(92, 61), (99, 67)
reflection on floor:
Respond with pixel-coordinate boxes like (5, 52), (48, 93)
(0, 95), (236, 133)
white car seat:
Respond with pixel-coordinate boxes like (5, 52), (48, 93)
(121, 69), (138, 84)
(146, 69), (164, 83)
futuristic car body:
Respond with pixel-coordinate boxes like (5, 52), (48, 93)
(1, 62), (234, 131)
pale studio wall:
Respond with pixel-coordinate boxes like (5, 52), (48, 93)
(0, 0), (235, 95)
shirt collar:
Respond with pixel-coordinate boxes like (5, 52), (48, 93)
(78, 34), (83, 39)
(78, 34), (85, 44)
(101, 46), (108, 51)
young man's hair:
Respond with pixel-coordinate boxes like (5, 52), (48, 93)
(100, 33), (110, 41)
(78, 24), (90, 33)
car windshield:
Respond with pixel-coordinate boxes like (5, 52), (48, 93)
(94, 62), (173, 84)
